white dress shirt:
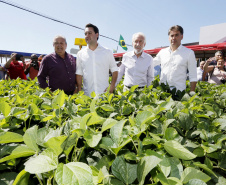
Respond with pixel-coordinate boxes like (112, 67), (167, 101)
(76, 44), (118, 96)
(153, 45), (197, 91)
(197, 67), (203, 81)
(116, 51), (154, 87)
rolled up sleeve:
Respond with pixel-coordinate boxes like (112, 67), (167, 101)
(75, 52), (83, 76)
(37, 59), (48, 89)
(109, 52), (118, 73)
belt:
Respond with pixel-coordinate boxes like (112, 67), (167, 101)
(125, 85), (144, 89)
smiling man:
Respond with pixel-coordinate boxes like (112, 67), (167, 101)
(116, 32), (154, 91)
(154, 25), (197, 92)
(38, 35), (76, 95)
(76, 23), (118, 97)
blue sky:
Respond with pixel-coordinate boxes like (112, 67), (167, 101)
(1, 0), (226, 56)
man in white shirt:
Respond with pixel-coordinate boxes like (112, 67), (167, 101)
(76, 23), (118, 97)
(154, 25), (197, 92)
(197, 61), (205, 81)
(116, 32), (154, 90)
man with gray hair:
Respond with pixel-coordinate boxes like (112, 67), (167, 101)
(116, 32), (154, 90)
(38, 35), (76, 95)
(209, 51), (224, 66)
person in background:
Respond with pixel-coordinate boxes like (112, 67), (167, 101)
(116, 32), (154, 91)
(4, 53), (27, 80)
(38, 35), (77, 95)
(38, 55), (45, 63)
(24, 54), (40, 80)
(197, 61), (205, 81)
(153, 25), (197, 92)
(0, 64), (6, 80)
(203, 58), (226, 85)
(209, 51), (224, 66)
(76, 23), (118, 97)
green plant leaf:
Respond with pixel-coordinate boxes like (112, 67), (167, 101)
(27, 103), (39, 115)
(168, 157), (183, 179)
(158, 157), (171, 177)
(164, 140), (196, 160)
(181, 167), (211, 184)
(44, 135), (68, 155)
(23, 125), (40, 152)
(110, 119), (127, 146)
(186, 179), (207, 185)
(0, 172), (17, 185)
(13, 169), (30, 185)
(0, 102), (11, 117)
(54, 162), (94, 185)
(135, 111), (155, 127)
(193, 162), (217, 177)
(137, 154), (162, 185)
(101, 118), (118, 132)
(165, 127), (179, 140)
(87, 113), (105, 126)
(25, 148), (58, 174)
(0, 146), (35, 163)
(84, 130), (102, 148)
(63, 133), (77, 157)
(112, 156), (137, 184)
(100, 104), (115, 112)
(52, 91), (65, 109)
(90, 98), (96, 113)
(0, 132), (23, 144)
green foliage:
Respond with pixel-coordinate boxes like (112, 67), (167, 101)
(0, 78), (226, 184)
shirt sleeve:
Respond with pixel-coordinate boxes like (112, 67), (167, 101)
(108, 51), (118, 73)
(37, 58), (48, 88)
(188, 50), (197, 82)
(116, 62), (125, 86)
(147, 57), (154, 86)
(75, 52), (83, 76)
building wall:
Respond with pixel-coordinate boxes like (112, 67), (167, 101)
(200, 23), (226, 45)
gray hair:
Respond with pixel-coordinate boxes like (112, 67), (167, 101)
(53, 35), (67, 45)
(132, 32), (146, 44)
(215, 51), (223, 56)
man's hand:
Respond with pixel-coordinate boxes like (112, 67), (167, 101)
(109, 85), (115, 93)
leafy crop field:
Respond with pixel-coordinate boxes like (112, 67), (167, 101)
(0, 78), (226, 185)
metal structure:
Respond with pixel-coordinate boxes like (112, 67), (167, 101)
(113, 42), (226, 61)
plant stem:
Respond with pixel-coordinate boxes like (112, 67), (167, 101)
(36, 174), (44, 185)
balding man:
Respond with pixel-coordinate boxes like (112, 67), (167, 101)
(116, 32), (154, 90)
(38, 35), (76, 95)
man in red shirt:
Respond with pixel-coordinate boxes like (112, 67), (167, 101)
(24, 54), (40, 80)
(4, 53), (27, 80)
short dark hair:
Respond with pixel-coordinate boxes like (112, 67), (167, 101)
(85, 23), (99, 40)
(168, 25), (184, 35)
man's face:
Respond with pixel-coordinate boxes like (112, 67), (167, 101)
(133, 35), (146, 54)
(215, 53), (223, 60)
(84, 27), (98, 45)
(53, 37), (67, 56)
(169, 30), (183, 48)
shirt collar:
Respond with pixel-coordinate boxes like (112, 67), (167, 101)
(168, 44), (183, 52)
(131, 50), (145, 58)
(86, 43), (102, 51)
(54, 52), (68, 59)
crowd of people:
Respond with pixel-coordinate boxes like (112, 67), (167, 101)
(197, 51), (226, 85)
(1, 23), (225, 96)
(0, 53), (44, 81)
